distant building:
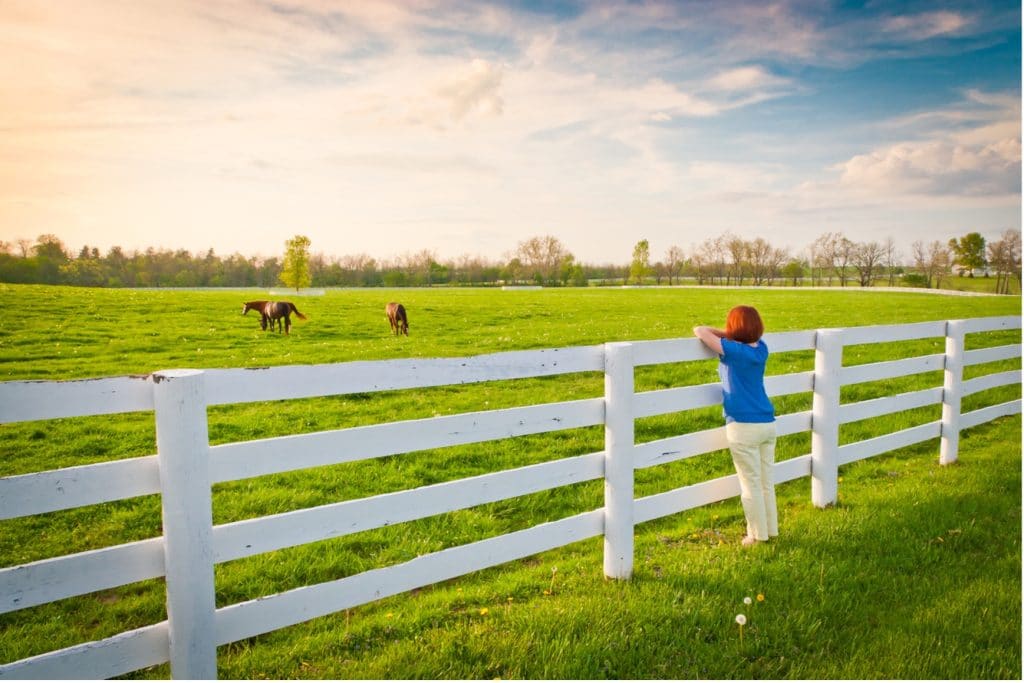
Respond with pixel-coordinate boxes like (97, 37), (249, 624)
(952, 263), (991, 277)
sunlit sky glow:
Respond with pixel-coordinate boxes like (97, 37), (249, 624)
(0, 0), (1019, 263)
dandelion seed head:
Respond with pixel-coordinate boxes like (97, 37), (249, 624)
(735, 614), (747, 625)
(743, 596), (752, 605)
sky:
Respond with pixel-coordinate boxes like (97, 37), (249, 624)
(0, 0), (1020, 264)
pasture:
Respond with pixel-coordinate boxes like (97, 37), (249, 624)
(0, 283), (1020, 679)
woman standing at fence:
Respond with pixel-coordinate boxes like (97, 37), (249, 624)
(693, 306), (777, 546)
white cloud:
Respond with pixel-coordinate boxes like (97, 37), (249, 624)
(436, 58), (504, 121)
(838, 139), (1020, 195)
(835, 90), (1021, 197)
(705, 66), (783, 92)
(882, 11), (970, 41)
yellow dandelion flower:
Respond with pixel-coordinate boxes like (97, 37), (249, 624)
(757, 593), (765, 602)
(479, 607), (489, 616)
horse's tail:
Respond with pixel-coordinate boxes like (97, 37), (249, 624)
(290, 303), (307, 320)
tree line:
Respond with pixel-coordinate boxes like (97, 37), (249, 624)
(1, 229), (1019, 292)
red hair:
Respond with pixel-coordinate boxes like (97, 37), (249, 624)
(725, 306), (764, 344)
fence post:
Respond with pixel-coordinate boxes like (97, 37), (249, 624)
(153, 369), (217, 680)
(940, 320), (967, 465)
(811, 329), (843, 508)
(603, 342), (634, 580)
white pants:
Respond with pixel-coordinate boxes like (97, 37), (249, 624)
(726, 421), (778, 541)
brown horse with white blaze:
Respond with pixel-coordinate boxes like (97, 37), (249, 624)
(386, 302), (408, 336)
(243, 300), (307, 334)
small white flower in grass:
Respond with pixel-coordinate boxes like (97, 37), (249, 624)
(743, 596), (752, 605)
(736, 613), (747, 644)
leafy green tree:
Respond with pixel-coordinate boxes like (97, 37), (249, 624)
(948, 232), (986, 277)
(429, 260), (449, 286)
(782, 259), (805, 286)
(32, 234), (68, 284)
(630, 239), (651, 284)
(280, 235), (312, 291)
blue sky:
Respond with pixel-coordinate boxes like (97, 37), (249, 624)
(0, 0), (1019, 264)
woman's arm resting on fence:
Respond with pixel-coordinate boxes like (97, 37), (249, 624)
(692, 326), (725, 356)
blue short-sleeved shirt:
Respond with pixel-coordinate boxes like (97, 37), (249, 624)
(718, 338), (775, 424)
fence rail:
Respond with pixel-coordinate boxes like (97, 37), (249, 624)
(0, 316), (1020, 679)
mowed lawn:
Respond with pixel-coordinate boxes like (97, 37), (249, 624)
(0, 284), (1020, 679)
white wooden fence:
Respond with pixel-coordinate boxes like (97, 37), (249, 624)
(0, 316), (1020, 679)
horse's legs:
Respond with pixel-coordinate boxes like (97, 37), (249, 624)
(284, 313), (291, 334)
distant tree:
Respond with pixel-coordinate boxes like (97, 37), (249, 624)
(808, 235), (830, 285)
(948, 232), (987, 276)
(930, 241), (953, 289)
(724, 234), (748, 285)
(766, 246), (789, 286)
(32, 234), (69, 284)
(747, 238), (782, 285)
(912, 239), (953, 289)
(782, 259), (805, 286)
(60, 256), (106, 287)
(629, 239), (651, 284)
(882, 237), (900, 286)
(987, 229), (1022, 294)
(829, 233), (856, 286)
(429, 259), (449, 285)
(560, 254), (587, 286)
(515, 235), (571, 285)
(851, 241), (885, 287)
(911, 241), (930, 287)
(689, 243), (708, 285)
(664, 245), (685, 285)
(503, 257), (524, 284)
(280, 235), (312, 291)
(338, 253), (377, 286)
(695, 235), (727, 285)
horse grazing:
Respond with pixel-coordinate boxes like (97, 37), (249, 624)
(386, 301), (409, 336)
(242, 300), (271, 330)
(243, 300), (307, 334)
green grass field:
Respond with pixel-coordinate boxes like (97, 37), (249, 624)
(0, 284), (1020, 679)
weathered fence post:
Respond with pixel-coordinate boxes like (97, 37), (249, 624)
(603, 342), (634, 580)
(153, 370), (217, 680)
(811, 329), (843, 508)
(940, 320), (967, 465)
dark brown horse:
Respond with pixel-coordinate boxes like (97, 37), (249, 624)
(243, 300), (307, 334)
(386, 301), (408, 336)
